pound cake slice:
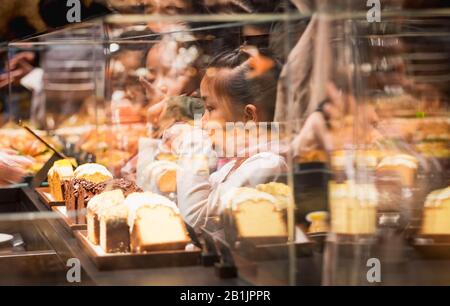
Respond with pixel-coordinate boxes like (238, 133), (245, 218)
(221, 187), (288, 243)
(125, 192), (189, 253)
(99, 204), (130, 253)
(87, 189), (125, 245)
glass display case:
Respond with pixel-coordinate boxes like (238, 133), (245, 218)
(2, 6), (317, 285)
(0, 1), (449, 286)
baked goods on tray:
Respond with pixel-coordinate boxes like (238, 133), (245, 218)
(376, 154), (418, 187)
(64, 163), (113, 224)
(255, 182), (291, 210)
(125, 192), (189, 252)
(87, 189), (126, 246)
(61, 163), (139, 225)
(421, 186), (450, 235)
(48, 159), (74, 202)
(0, 128), (62, 174)
(329, 181), (378, 235)
(221, 186), (288, 244)
(141, 160), (179, 194)
(99, 198), (131, 253)
(86, 191), (190, 253)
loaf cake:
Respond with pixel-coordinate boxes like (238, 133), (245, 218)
(48, 159), (74, 202)
(256, 182), (291, 210)
(125, 192), (189, 253)
(65, 164), (113, 224)
(87, 189), (126, 246)
(64, 178), (94, 223)
(376, 154), (418, 187)
(73, 163), (114, 183)
(85, 179), (141, 239)
(142, 160), (179, 194)
(421, 186), (450, 235)
(329, 181), (378, 235)
(221, 187), (288, 243)
(99, 204), (130, 253)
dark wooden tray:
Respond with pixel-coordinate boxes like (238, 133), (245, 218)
(74, 230), (201, 270)
(51, 206), (87, 231)
(235, 239), (314, 261)
(35, 187), (65, 207)
(306, 232), (328, 253)
(413, 235), (450, 259)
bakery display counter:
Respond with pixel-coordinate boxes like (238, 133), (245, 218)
(324, 235), (450, 286)
(201, 223), (323, 286)
(0, 186), (246, 286)
(3, 183), (450, 285)
(0, 186), (75, 285)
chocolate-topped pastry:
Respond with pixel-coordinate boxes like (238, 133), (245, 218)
(64, 163), (114, 224)
(98, 178), (142, 196)
(65, 171), (141, 225)
(77, 179), (101, 224)
(65, 178), (100, 224)
(64, 180), (76, 222)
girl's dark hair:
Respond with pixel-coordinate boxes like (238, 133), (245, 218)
(202, 48), (281, 121)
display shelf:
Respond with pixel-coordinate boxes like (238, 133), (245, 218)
(0, 187), (246, 285)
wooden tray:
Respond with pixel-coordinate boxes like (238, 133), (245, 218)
(51, 206), (87, 231)
(236, 239), (314, 261)
(74, 230), (201, 270)
(307, 232), (328, 253)
(35, 187), (65, 207)
(413, 235), (450, 259)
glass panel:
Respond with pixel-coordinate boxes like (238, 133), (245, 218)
(299, 3), (450, 285)
(1, 2), (449, 286)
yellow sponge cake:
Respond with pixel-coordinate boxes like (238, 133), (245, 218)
(73, 163), (113, 184)
(376, 154), (418, 187)
(422, 187), (450, 235)
(221, 187), (288, 242)
(256, 182), (291, 210)
(329, 181), (378, 235)
(47, 159), (74, 202)
(142, 160), (179, 194)
(125, 192), (189, 252)
(87, 189), (125, 245)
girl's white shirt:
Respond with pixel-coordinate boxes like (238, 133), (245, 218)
(176, 129), (287, 232)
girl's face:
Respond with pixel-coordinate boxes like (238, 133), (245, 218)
(200, 69), (262, 154)
(200, 69), (243, 127)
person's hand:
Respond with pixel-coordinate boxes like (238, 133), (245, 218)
(140, 76), (167, 105)
(147, 98), (169, 137)
(292, 82), (381, 156)
(0, 52), (35, 89)
(161, 123), (195, 154)
(0, 149), (34, 186)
